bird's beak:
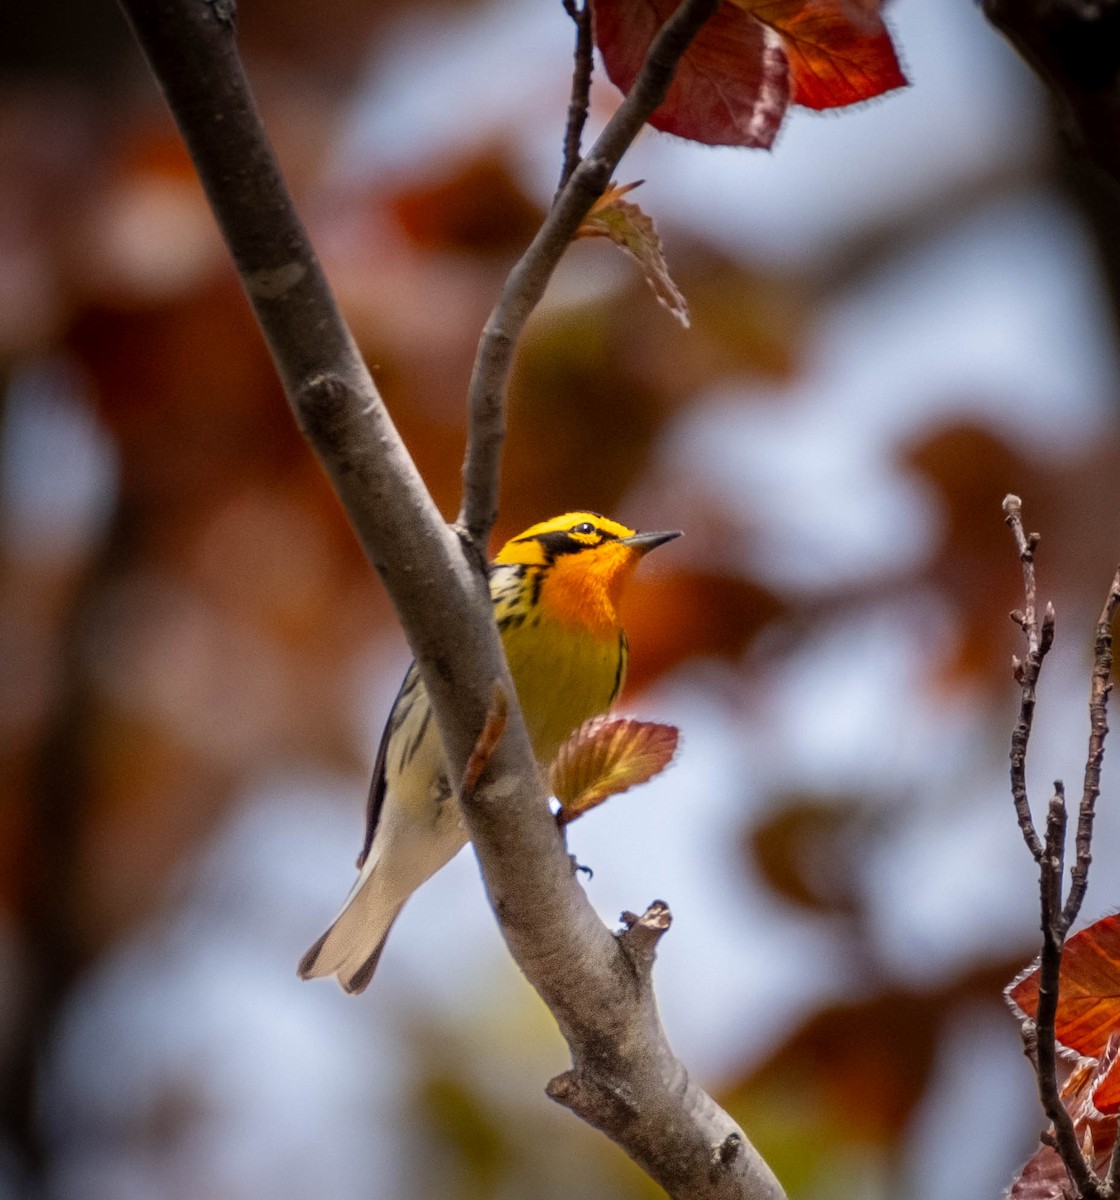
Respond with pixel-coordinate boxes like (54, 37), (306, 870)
(621, 530), (683, 555)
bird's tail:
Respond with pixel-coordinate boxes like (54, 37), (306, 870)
(298, 858), (403, 995)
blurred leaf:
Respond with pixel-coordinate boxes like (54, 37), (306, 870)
(591, 0), (790, 148)
(415, 1070), (510, 1200)
(901, 422), (1043, 685)
(578, 182), (690, 327)
(724, 957), (1029, 1167)
(391, 151), (545, 255)
(620, 570), (786, 693)
(747, 0), (906, 111)
(746, 795), (872, 916)
(551, 716), (678, 823)
(670, 255), (810, 383)
(1007, 913), (1120, 1060)
(502, 307), (673, 526)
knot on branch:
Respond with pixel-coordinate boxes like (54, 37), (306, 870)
(546, 1067), (640, 1129)
(295, 372), (360, 458)
(451, 521), (491, 575)
(203, 0), (237, 27)
(709, 1131), (743, 1179)
(617, 901), (672, 981)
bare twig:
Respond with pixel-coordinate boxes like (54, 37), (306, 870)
(1109, 1110), (1120, 1194)
(1003, 496), (1120, 1200)
(456, 0), (721, 547)
(118, 3), (785, 1197)
(1064, 567), (1120, 929)
(1003, 494), (1050, 862)
(559, 0), (594, 193)
(1031, 783), (1097, 1198)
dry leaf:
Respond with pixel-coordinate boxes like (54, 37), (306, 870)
(579, 182), (690, 327)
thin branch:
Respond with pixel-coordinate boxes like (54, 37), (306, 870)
(558, 0), (594, 193)
(1033, 803), (1104, 1200)
(456, 0), (721, 547)
(983, 0), (1120, 191)
(1004, 496), (1116, 1200)
(118, 3), (785, 1197)
(1003, 494), (1051, 862)
(1109, 1108), (1120, 1195)
(1063, 567), (1120, 930)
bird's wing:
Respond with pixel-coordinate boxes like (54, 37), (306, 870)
(357, 661), (420, 870)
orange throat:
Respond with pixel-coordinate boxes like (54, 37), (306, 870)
(536, 543), (641, 636)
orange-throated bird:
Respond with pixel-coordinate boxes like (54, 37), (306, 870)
(298, 511), (680, 992)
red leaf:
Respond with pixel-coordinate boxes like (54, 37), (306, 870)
(1091, 1034), (1120, 1115)
(591, 0), (906, 147)
(1008, 1049), (1120, 1195)
(1008, 1144), (1082, 1200)
(1007, 914), (1120, 1060)
(550, 717), (679, 824)
(591, 0), (790, 148)
(748, 0), (906, 110)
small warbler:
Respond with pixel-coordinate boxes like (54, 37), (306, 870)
(298, 511), (680, 992)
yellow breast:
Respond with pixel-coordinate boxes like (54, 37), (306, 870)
(500, 610), (627, 767)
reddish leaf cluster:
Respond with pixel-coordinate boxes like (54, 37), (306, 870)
(1007, 915), (1120, 1195)
(591, 0), (906, 148)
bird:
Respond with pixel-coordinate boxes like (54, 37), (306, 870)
(298, 511), (681, 993)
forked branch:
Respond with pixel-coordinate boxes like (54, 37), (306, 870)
(1003, 495), (1120, 1200)
(117, 1), (784, 1196)
(456, 0), (721, 547)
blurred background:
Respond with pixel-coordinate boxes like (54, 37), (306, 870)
(2, 0), (1120, 1197)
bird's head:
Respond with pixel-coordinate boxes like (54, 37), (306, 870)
(495, 512), (681, 630)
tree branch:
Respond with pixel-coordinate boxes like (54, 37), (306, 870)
(117, 2), (784, 1196)
(456, 0), (722, 547)
(1003, 494), (1052, 863)
(1064, 566), (1120, 930)
(1003, 495), (1118, 1200)
(558, 0), (594, 193)
(983, 0), (1120, 190)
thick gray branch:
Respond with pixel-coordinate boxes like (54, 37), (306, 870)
(116, 2), (783, 1196)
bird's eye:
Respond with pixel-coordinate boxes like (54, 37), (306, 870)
(571, 522), (595, 536)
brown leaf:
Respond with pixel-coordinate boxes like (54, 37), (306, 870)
(579, 181), (690, 327)
(746, 796), (871, 916)
(390, 151), (545, 255)
(551, 716), (679, 823)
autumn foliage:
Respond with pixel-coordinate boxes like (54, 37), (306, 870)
(3, 1), (1116, 1199)
(591, 0), (906, 147)
(1008, 916), (1120, 1195)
